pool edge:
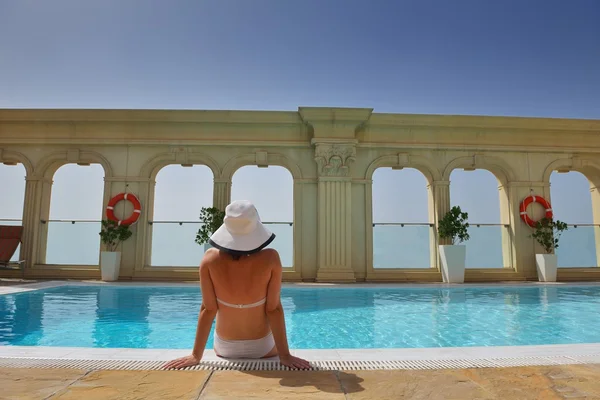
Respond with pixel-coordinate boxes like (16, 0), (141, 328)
(3, 279), (600, 296)
(1, 343), (600, 371)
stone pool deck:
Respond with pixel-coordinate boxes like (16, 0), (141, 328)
(3, 364), (600, 399)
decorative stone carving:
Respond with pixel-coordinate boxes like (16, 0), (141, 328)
(170, 146), (188, 164)
(314, 143), (356, 177)
(255, 151), (268, 167)
(397, 153), (410, 166)
(66, 149), (80, 163)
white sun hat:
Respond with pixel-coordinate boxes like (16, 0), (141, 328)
(208, 200), (275, 254)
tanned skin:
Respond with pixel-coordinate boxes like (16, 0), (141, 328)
(164, 248), (310, 370)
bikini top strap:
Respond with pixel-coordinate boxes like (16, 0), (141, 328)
(216, 297), (267, 309)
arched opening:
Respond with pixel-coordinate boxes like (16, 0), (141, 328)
(450, 169), (507, 268)
(231, 166), (294, 267)
(150, 165), (214, 267)
(46, 164), (105, 265)
(550, 171), (597, 267)
(372, 167), (432, 268)
(0, 163), (26, 262)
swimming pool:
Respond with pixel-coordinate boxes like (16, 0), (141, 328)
(1, 284), (600, 349)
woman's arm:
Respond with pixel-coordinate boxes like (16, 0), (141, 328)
(265, 250), (311, 369)
(164, 253), (218, 369)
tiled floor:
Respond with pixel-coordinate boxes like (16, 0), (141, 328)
(3, 364), (600, 399)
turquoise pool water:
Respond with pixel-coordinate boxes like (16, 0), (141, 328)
(1, 285), (600, 349)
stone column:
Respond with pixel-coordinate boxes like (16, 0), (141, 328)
(314, 141), (357, 282)
(590, 184), (600, 266)
(428, 180), (451, 269)
(213, 180), (231, 210)
(35, 176), (54, 265)
(132, 178), (153, 273)
(298, 107), (373, 282)
(20, 177), (43, 270)
(430, 180), (451, 241)
(507, 182), (550, 278)
(106, 178), (144, 277)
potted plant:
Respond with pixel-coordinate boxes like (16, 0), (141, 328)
(99, 219), (133, 281)
(438, 206), (470, 283)
(195, 207), (225, 253)
(530, 217), (568, 282)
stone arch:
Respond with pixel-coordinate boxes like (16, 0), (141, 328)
(221, 152), (303, 181)
(141, 152), (221, 182)
(36, 150), (114, 180)
(34, 150), (110, 266)
(0, 149), (34, 176)
(364, 154), (442, 184)
(443, 154), (515, 268)
(442, 154), (516, 185)
(143, 152), (220, 268)
(542, 157), (600, 188)
(365, 154), (441, 272)
(544, 156), (600, 268)
(222, 152), (302, 271)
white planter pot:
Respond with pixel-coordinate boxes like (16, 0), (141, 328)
(439, 245), (466, 283)
(535, 253), (557, 282)
(100, 251), (121, 282)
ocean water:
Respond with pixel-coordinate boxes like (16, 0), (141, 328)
(2, 285), (600, 349)
(22, 220), (598, 268)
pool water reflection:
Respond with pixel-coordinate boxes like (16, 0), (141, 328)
(1, 285), (600, 349)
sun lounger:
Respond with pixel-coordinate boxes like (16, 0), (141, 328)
(0, 225), (25, 275)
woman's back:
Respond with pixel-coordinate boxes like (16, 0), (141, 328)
(164, 200), (310, 369)
(205, 247), (278, 340)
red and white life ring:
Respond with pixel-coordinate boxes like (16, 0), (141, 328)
(519, 195), (553, 228)
(106, 193), (142, 226)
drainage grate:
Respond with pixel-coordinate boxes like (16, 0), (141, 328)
(0, 356), (597, 371)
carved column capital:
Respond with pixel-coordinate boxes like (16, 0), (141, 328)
(313, 142), (357, 178)
(429, 180), (450, 188)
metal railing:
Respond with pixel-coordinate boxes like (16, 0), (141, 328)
(563, 223), (600, 228)
(373, 222), (433, 227)
(372, 223), (433, 269)
(555, 223), (599, 268)
(43, 220), (102, 265)
(461, 223), (511, 268)
(149, 221), (294, 268)
(372, 222), (512, 269)
(373, 222), (510, 227)
(148, 220), (293, 226)
(0, 218), (23, 223)
(41, 219), (101, 224)
(24, 220), (600, 269)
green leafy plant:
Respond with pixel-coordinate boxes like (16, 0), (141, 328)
(438, 206), (470, 245)
(99, 219), (133, 252)
(530, 217), (568, 254)
(195, 207), (225, 246)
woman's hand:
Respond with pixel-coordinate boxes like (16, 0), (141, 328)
(163, 354), (201, 370)
(279, 354), (311, 370)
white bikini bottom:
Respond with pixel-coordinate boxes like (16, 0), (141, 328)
(213, 332), (276, 359)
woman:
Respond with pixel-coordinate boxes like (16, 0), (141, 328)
(164, 200), (310, 370)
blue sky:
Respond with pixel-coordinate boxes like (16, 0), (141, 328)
(1, 0), (598, 117)
(0, 0), (598, 261)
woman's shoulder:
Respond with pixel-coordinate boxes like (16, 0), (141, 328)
(257, 248), (281, 261)
(259, 248), (278, 256)
(202, 247), (280, 265)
